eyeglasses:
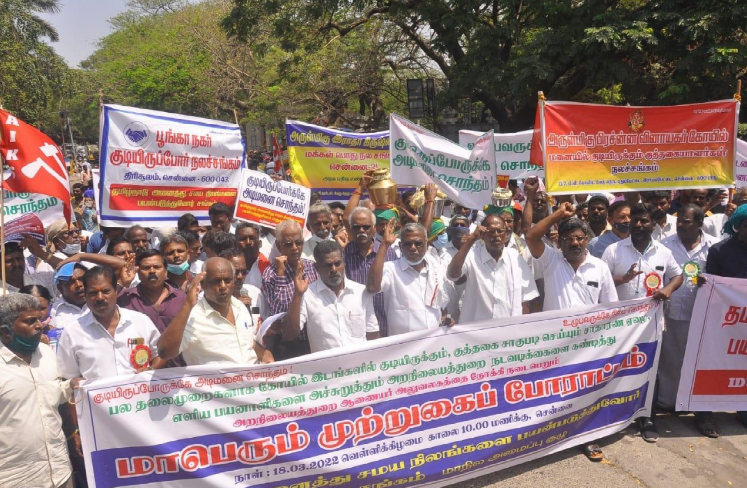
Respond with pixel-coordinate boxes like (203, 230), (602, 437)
(450, 222), (469, 228)
(234, 269), (248, 277)
(351, 224), (372, 231)
(59, 230), (80, 238)
(484, 228), (509, 236)
(281, 240), (304, 248)
(560, 236), (587, 244)
(402, 240), (425, 248)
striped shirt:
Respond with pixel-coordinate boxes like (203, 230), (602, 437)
(344, 241), (398, 336)
(262, 259), (319, 342)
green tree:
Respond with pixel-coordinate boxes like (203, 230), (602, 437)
(223, 0), (747, 130)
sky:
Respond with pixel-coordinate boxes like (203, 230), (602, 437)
(39, 0), (130, 67)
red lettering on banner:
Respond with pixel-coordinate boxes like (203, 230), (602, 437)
(108, 184), (237, 212)
(722, 306), (747, 327)
(727, 338), (747, 355)
(692, 370), (747, 395)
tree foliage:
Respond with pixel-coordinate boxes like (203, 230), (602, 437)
(223, 0), (747, 130)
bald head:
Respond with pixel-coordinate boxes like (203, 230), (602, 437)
(202, 257), (235, 308)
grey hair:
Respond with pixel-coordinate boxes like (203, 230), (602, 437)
(307, 203), (332, 221)
(401, 222), (427, 237)
(0, 294), (40, 328)
(349, 207), (375, 226)
(159, 233), (188, 253)
(275, 219), (302, 239)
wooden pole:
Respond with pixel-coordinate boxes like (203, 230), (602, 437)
(0, 122), (6, 295)
(735, 80), (743, 102)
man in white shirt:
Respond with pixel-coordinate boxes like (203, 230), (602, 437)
(367, 222), (449, 335)
(525, 202), (618, 463)
(158, 257), (267, 366)
(1, 294), (78, 488)
(660, 204), (719, 436)
(284, 240), (378, 353)
(703, 188), (747, 240)
(447, 214), (538, 323)
(49, 263), (88, 330)
(302, 203), (334, 261)
(56, 266), (164, 381)
(527, 203), (618, 312)
(601, 202), (683, 442)
(646, 190), (678, 241)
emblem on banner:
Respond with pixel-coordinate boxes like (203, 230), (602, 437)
(628, 110), (645, 133)
(123, 121), (150, 147)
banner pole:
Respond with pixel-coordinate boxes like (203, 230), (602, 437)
(0, 126), (6, 295)
(735, 80), (742, 102)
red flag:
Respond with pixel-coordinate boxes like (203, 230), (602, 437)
(0, 109), (72, 224)
(272, 135), (283, 173)
(528, 101), (544, 169)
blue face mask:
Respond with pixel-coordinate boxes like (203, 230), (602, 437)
(167, 261), (190, 275)
(432, 232), (449, 250)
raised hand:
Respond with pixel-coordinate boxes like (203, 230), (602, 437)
(293, 260), (309, 294)
(424, 183), (438, 202)
(382, 218), (397, 246)
(359, 171), (373, 189)
(334, 228), (349, 248)
(622, 263), (644, 284)
(524, 176), (540, 196)
(274, 255), (287, 276)
(186, 272), (205, 307)
(557, 202), (576, 220)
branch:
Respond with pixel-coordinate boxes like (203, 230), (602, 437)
(392, 19), (451, 76)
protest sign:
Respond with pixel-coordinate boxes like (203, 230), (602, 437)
(2, 178), (67, 244)
(78, 298), (661, 488)
(676, 275), (747, 412)
(98, 104), (244, 227)
(390, 114), (496, 209)
(538, 100), (739, 194)
(234, 169), (311, 229)
(459, 129), (543, 188)
(3, 213), (45, 247)
(736, 139), (747, 187)
(286, 120), (389, 202)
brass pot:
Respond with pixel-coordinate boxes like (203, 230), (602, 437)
(367, 169), (398, 207)
(491, 188), (513, 208)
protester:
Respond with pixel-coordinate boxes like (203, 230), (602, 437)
(368, 221), (450, 334)
(1, 242), (31, 294)
(125, 225), (150, 254)
(262, 219), (318, 359)
(328, 201), (346, 235)
(703, 188), (747, 240)
(177, 213), (203, 234)
(202, 230), (236, 259)
(660, 204), (718, 435)
(118, 249), (187, 367)
(70, 182), (85, 215)
(157, 257), (267, 365)
(601, 202), (683, 442)
(208, 202), (233, 232)
(219, 248), (261, 308)
(302, 203), (334, 261)
(427, 219), (448, 256)
(588, 200), (631, 258)
(160, 233), (193, 292)
(105, 236), (137, 288)
(49, 263), (88, 334)
(0, 293), (79, 488)
(587, 195), (611, 237)
(447, 215), (537, 322)
(57, 266), (164, 380)
(646, 190), (677, 241)
(87, 225), (125, 254)
(282, 240), (378, 353)
(179, 230), (204, 274)
(343, 207), (397, 336)
(235, 222), (269, 288)
(575, 201), (589, 223)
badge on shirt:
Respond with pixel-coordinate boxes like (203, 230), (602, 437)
(644, 272), (662, 296)
(683, 260), (701, 285)
(586, 281), (599, 288)
(130, 344), (152, 372)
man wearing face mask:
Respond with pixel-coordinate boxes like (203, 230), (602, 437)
(118, 249), (187, 368)
(427, 220), (449, 258)
(441, 216), (471, 320)
(0, 294), (80, 488)
(57, 267), (165, 381)
(344, 207), (397, 336)
(447, 215), (538, 323)
(601, 203), (683, 443)
(283, 240), (378, 353)
(161, 234), (193, 292)
(302, 204), (334, 261)
(22, 221), (87, 294)
(588, 200), (632, 258)
(368, 222), (450, 334)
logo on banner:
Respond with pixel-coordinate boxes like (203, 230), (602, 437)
(123, 121), (150, 146)
(628, 110), (645, 133)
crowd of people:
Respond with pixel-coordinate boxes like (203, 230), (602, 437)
(3, 169), (747, 487)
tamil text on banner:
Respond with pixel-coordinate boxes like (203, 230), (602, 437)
(676, 275), (747, 411)
(99, 104), (244, 227)
(78, 299), (661, 488)
(736, 139), (747, 187)
(390, 114), (496, 209)
(459, 129), (543, 188)
(540, 100), (739, 194)
(2, 180), (67, 246)
(234, 169), (311, 229)
(286, 120), (389, 202)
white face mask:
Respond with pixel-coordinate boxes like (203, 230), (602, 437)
(60, 242), (82, 256)
(310, 233), (332, 243)
(404, 255), (426, 267)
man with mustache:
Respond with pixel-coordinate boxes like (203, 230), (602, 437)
(283, 240), (378, 353)
(1, 242), (31, 294)
(343, 207), (397, 336)
(158, 257), (266, 365)
(646, 190), (677, 241)
(118, 249), (187, 367)
(526, 202), (618, 462)
(588, 200), (632, 258)
(447, 214), (538, 323)
(602, 203), (684, 443)
(302, 204), (334, 261)
(56, 266), (165, 381)
(48, 263), (88, 332)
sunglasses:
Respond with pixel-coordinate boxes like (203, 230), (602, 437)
(352, 224), (372, 231)
(402, 240), (425, 248)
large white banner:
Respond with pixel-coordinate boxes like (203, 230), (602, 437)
(676, 275), (747, 411)
(459, 130), (544, 187)
(234, 169), (311, 229)
(736, 139), (747, 188)
(78, 299), (661, 488)
(389, 114), (496, 209)
(98, 104), (245, 227)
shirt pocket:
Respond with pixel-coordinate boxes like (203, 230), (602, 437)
(344, 314), (366, 339)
